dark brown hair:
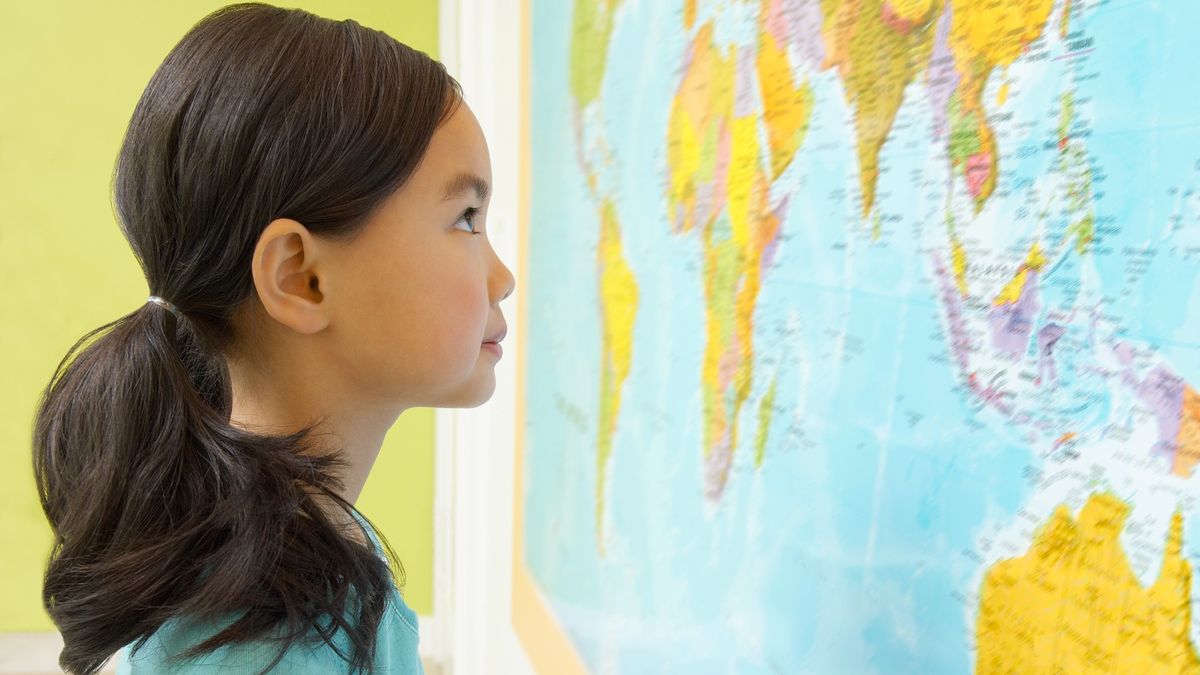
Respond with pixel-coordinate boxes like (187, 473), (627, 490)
(31, 4), (461, 673)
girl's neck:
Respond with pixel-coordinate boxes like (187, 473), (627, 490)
(225, 353), (403, 507)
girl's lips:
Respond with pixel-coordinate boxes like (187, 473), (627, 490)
(482, 341), (503, 359)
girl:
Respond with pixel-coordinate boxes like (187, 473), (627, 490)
(31, 3), (514, 674)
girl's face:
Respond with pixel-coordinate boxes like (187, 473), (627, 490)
(322, 100), (515, 409)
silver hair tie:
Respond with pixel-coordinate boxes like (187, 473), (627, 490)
(146, 295), (183, 320)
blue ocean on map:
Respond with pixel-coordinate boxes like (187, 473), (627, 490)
(522, 1), (1200, 672)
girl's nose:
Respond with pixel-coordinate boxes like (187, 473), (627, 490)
(491, 249), (515, 303)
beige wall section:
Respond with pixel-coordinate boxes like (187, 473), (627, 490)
(0, 0), (439, 631)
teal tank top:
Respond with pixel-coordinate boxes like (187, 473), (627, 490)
(113, 514), (423, 674)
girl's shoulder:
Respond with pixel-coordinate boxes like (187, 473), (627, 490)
(115, 594), (422, 674)
(115, 512), (421, 674)
(351, 511), (421, 637)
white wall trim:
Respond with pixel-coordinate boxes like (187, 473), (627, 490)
(416, 615), (441, 666)
(435, 0), (533, 673)
(0, 633), (116, 675)
(436, 0), (459, 76)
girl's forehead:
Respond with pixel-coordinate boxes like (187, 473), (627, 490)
(414, 105), (492, 196)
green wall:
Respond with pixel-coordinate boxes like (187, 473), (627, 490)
(0, 0), (439, 630)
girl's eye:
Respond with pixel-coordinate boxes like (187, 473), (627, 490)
(453, 207), (481, 235)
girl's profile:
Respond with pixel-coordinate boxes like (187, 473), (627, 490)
(31, 3), (513, 673)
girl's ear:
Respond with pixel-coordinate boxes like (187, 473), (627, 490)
(251, 218), (332, 335)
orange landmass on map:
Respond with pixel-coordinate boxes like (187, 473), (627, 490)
(756, 10), (813, 179)
(819, 0), (938, 217)
(667, 18), (793, 501)
(1173, 385), (1200, 478)
(684, 0), (697, 29)
(947, 0), (1055, 211)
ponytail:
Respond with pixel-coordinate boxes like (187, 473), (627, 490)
(34, 301), (392, 674)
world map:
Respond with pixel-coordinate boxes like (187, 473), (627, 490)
(521, 0), (1200, 672)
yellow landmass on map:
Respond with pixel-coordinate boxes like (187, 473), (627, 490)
(977, 493), (1200, 674)
(595, 200), (639, 554)
(819, 0), (939, 217)
(951, 235), (969, 297)
(949, 0), (1054, 67)
(728, 116), (761, 251)
(993, 242), (1047, 306)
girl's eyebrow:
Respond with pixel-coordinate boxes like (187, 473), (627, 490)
(440, 171), (490, 202)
